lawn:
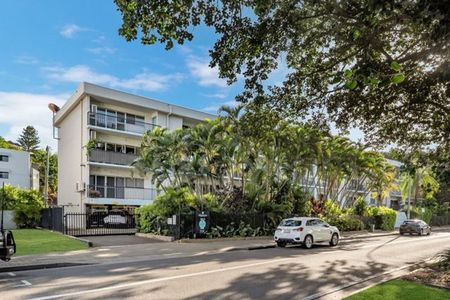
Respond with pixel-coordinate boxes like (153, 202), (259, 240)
(345, 279), (450, 300)
(12, 229), (88, 256)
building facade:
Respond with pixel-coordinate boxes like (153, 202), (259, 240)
(0, 148), (39, 190)
(54, 82), (215, 214)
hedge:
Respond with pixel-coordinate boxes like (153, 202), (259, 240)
(367, 206), (397, 231)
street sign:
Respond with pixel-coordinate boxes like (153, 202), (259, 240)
(195, 211), (209, 237)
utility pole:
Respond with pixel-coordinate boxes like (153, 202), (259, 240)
(1, 182), (4, 233)
(44, 146), (50, 207)
(407, 176), (412, 219)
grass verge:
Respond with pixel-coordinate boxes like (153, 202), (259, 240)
(344, 279), (450, 300)
(12, 229), (88, 256)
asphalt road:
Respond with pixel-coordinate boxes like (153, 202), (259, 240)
(2, 231), (450, 300)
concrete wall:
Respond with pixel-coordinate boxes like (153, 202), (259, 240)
(57, 96), (87, 213)
(1, 211), (16, 230)
(0, 148), (31, 189)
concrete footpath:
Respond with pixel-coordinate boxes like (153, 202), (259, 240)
(1, 227), (449, 273)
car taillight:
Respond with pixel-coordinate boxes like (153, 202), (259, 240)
(296, 227), (304, 232)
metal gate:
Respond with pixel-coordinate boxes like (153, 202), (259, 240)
(40, 207), (64, 233)
(64, 212), (137, 236)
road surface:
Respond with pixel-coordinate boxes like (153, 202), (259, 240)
(2, 231), (450, 299)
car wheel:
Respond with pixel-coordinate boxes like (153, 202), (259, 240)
(400, 231), (404, 235)
(303, 235), (313, 249)
(329, 233), (339, 247)
(276, 242), (286, 248)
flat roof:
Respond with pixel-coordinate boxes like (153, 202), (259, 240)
(54, 82), (216, 126)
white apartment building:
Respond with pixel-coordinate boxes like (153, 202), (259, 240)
(0, 148), (39, 190)
(54, 82), (215, 214)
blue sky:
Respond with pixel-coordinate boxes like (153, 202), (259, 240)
(0, 1), (250, 149)
(0, 1), (362, 150)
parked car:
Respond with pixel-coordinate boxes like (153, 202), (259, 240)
(87, 210), (108, 228)
(399, 219), (431, 236)
(274, 217), (340, 249)
(104, 210), (128, 227)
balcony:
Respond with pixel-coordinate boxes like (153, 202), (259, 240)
(348, 183), (367, 192)
(87, 185), (157, 203)
(88, 111), (158, 136)
(390, 190), (402, 198)
(88, 149), (137, 167)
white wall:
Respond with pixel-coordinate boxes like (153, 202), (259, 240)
(57, 96), (87, 213)
(0, 148), (31, 189)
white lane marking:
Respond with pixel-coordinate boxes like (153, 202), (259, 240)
(8, 272), (16, 277)
(14, 280), (32, 288)
(29, 257), (295, 300)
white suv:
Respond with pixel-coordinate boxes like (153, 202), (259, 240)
(274, 217), (340, 249)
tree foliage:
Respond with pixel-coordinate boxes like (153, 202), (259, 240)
(31, 149), (58, 204)
(0, 136), (20, 150)
(115, 0), (450, 148)
(132, 107), (396, 211)
(17, 125), (40, 152)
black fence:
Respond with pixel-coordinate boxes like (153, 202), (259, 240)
(137, 212), (287, 239)
(430, 215), (450, 226)
(65, 212), (138, 236)
(40, 207), (64, 233)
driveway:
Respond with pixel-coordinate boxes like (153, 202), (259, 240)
(86, 235), (161, 247)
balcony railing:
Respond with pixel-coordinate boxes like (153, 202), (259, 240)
(348, 184), (367, 191)
(88, 185), (156, 200)
(88, 112), (159, 135)
(88, 149), (137, 166)
(390, 190), (402, 197)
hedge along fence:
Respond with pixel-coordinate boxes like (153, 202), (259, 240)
(136, 210), (397, 239)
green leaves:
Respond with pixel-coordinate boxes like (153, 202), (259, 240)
(345, 80), (358, 90)
(390, 61), (401, 72)
(391, 74), (405, 84)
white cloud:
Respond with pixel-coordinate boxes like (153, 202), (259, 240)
(203, 93), (227, 99)
(87, 47), (117, 56)
(59, 24), (86, 38)
(0, 91), (68, 150)
(186, 56), (227, 87)
(14, 55), (39, 65)
(43, 65), (183, 92)
(202, 100), (237, 113)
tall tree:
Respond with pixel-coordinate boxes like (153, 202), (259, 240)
(17, 126), (40, 152)
(115, 0), (450, 148)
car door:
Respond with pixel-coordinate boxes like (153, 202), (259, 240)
(315, 219), (331, 241)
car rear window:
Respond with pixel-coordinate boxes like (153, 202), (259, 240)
(280, 219), (302, 227)
(403, 221), (419, 224)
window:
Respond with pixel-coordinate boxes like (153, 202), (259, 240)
(0, 155), (8, 162)
(306, 219), (318, 226)
(280, 219), (302, 227)
(0, 171), (9, 179)
(126, 114), (135, 125)
(125, 146), (136, 154)
(135, 116), (145, 126)
(151, 116), (157, 125)
(315, 219), (326, 226)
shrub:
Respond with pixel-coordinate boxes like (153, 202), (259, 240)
(353, 197), (368, 216)
(0, 185), (44, 228)
(367, 206), (397, 231)
(326, 215), (364, 232)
